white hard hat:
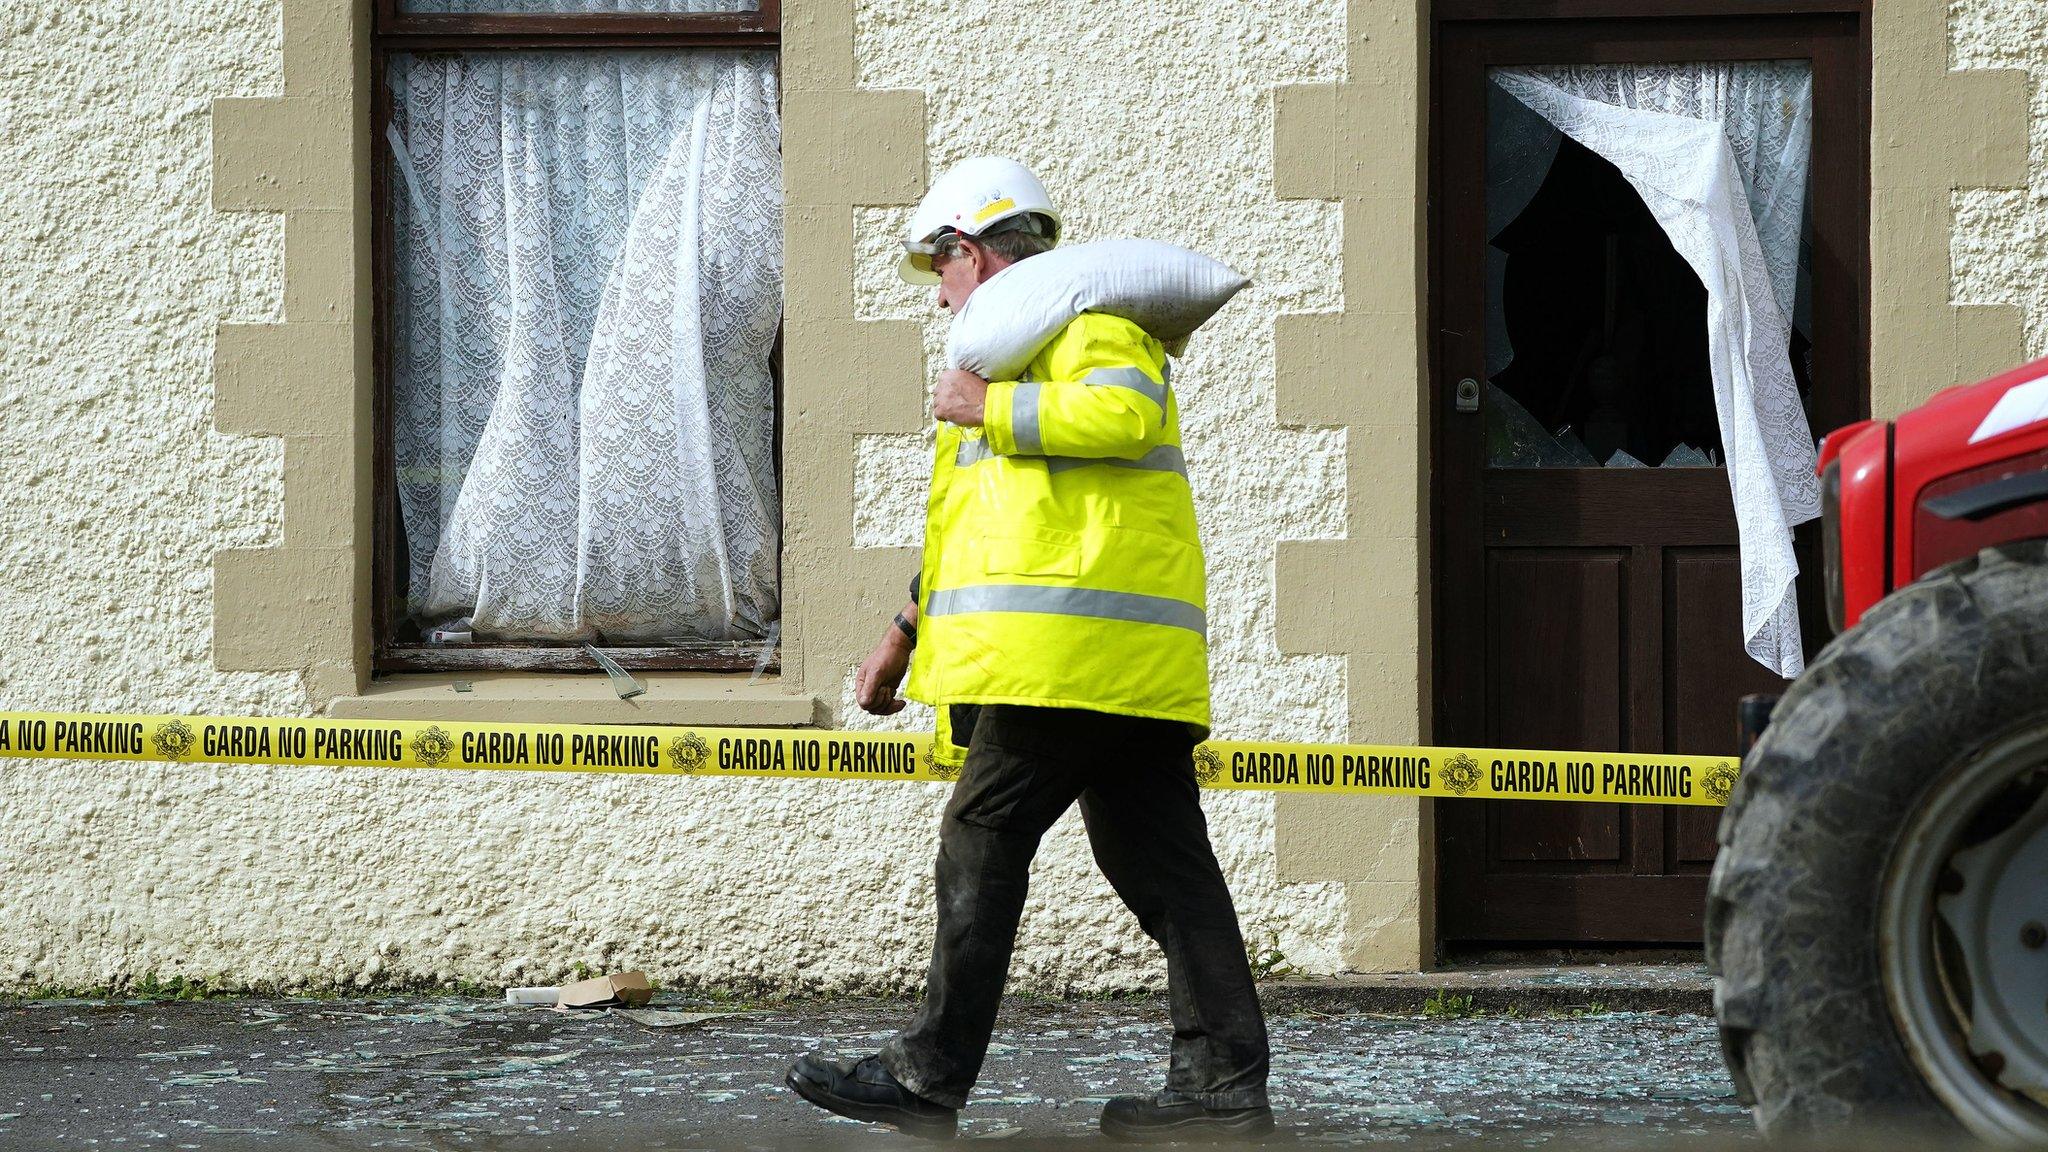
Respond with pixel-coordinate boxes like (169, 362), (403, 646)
(899, 156), (1062, 284)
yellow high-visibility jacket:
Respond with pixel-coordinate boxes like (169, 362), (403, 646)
(905, 312), (1209, 766)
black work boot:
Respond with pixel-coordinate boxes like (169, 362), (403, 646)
(786, 1053), (959, 1140)
(1100, 1091), (1276, 1142)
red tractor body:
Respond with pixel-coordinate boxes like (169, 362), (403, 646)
(1823, 357), (2048, 629)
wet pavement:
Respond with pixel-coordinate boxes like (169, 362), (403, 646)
(0, 995), (1751, 1148)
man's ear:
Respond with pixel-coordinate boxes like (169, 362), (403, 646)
(963, 237), (991, 281)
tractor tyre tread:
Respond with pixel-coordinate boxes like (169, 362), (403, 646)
(1706, 538), (2048, 1136)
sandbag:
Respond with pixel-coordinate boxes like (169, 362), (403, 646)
(945, 239), (1250, 380)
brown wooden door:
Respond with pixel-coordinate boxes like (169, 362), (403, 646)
(1433, 10), (1867, 945)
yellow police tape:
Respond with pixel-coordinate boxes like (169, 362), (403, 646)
(0, 711), (1742, 807)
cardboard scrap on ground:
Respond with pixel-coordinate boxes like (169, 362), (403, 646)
(554, 971), (653, 1011)
(505, 971), (748, 1026)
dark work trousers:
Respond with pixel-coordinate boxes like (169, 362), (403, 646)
(878, 704), (1270, 1111)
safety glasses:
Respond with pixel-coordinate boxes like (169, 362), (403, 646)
(902, 228), (964, 277)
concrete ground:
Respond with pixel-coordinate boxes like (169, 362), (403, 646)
(0, 991), (1752, 1149)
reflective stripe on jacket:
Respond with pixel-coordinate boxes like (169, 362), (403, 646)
(905, 312), (1210, 766)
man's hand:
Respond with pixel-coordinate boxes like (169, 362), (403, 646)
(933, 369), (988, 427)
(855, 622), (914, 716)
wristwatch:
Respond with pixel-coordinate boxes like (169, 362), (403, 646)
(892, 611), (918, 648)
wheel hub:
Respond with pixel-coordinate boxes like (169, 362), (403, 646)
(1939, 779), (2048, 1103)
(1882, 725), (2048, 1146)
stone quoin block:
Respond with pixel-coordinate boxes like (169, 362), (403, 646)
(211, 97), (355, 213)
(212, 323), (356, 438)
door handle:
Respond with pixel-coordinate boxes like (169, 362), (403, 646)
(1454, 377), (1481, 413)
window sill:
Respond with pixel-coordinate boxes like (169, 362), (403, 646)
(326, 673), (819, 727)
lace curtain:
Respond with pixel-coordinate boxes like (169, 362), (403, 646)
(387, 50), (782, 643)
(1493, 63), (1820, 677)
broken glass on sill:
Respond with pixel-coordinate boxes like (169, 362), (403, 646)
(1659, 443), (1717, 468)
(1485, 382), (1599, 468)
(1488, 382), (1726, 470)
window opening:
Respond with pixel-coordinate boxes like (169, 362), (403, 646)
(1483, 61), (1816, 471)
(373, 2), (782, 673)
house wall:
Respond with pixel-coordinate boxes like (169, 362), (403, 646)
(0, 0), (1369, 994)
(1871, 0), (2027, 415)
(0, 0), (2032, 992)
(1955, 0), (2048, 371)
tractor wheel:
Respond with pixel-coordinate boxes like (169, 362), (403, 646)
(1706, 540), (2048, 1142)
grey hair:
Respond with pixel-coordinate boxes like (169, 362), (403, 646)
(937, 215), (1057, 264)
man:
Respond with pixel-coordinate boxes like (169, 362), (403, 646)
(786, 157), (1273, 1142)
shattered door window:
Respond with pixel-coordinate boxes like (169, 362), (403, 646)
(1483, 65), (1814, 470)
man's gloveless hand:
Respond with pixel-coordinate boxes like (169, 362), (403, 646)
(856, 625), (913, 716)
(933, 369), (988, 427)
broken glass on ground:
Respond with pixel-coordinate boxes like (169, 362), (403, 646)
(1, 995), (1749, 1146)
(609, 1009), (750, 1029)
